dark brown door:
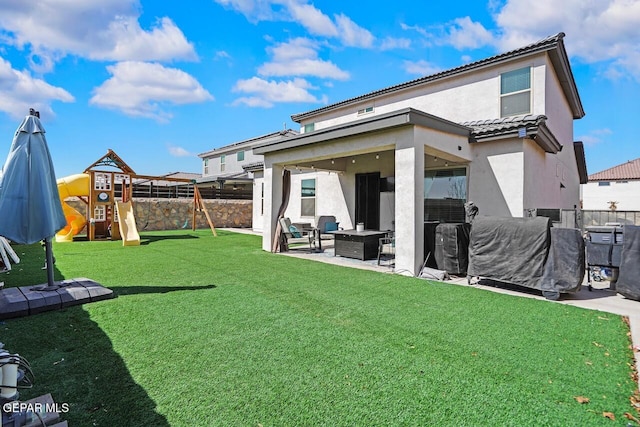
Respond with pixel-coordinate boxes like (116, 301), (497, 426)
(355, 172), (380, 230)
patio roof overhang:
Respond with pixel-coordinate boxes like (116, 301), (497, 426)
(254, 108), (472, 156)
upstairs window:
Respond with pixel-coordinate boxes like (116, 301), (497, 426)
(220, 154), (226, 172)
(501, 67), (531, 117)
(204, 158), (209, 175)
(357, 106), (374, 115)
(304, 123), (315, 133)
(237, 151), (245, 162)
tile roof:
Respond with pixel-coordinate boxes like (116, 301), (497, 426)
(461, 115), (545, 139)
(461, 114), (560, 154)
(292, 33), (583, 122)
(588, 158), (640, 181)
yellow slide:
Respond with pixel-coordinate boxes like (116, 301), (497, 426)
(56, 174), (89, 242)
(115, 201), (140, 246)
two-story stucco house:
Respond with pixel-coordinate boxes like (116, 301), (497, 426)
(197, 129), (298, 199)
(249, 32), (587, 276)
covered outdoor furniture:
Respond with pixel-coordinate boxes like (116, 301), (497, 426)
(278, 217), (314, 252)
(616, 225), (640, 301)
(467, 216), (584, 300)
(434, 223), (471, 275)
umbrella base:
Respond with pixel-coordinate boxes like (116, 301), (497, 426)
(0, 278), (114, 319)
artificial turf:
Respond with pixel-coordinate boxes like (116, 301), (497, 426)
(1, 229), (638, 426)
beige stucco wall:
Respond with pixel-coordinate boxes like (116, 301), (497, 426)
(301, 55), (549, 132)
(467, 139), (523, 217)
(581, 180), (640, 211)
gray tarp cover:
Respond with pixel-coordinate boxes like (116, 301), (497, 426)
(468, 216), (584, 293)
(616, 225), (640, 301)
(540, 228), (585, 293)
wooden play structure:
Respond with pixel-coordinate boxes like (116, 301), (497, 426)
(56, 149), (216, 244)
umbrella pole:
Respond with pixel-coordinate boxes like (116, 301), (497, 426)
(44, 237), (55, 287)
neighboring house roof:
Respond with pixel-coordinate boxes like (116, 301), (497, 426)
(462, 114), (561, 154)
(198, 129), (299, 158)
(588, 158), (640, 181)
(291, 33), (584, 122)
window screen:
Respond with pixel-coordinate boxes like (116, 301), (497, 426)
(501, 67), (530, 94)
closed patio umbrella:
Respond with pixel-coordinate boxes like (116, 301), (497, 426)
(0, 109), (66, 286)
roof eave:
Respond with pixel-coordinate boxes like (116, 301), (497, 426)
(470, 119), (561, 154)
(573, 141), (588, 184)
(256, 108), (471, 155)
(547, 35), (585, 119)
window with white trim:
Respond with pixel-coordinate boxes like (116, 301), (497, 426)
(357, 106), (374, 115)
(500, 67), (531, 117)
(301, 178), (316, 217)
(304, 123), (315, 133)
(237, 151), (245, 161)
(220, 155), (226, 172)
(94, 173), (111, 190)
(94, 205), (106, 221)
(204, 158), (209, 175)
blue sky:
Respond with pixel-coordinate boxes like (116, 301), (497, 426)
(0, 0), (638, 179)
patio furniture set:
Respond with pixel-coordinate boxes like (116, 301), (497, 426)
(278, 216), (395, 265)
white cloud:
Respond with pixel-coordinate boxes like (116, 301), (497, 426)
(232, 76), (325, 107)
(167, 145), (194, 157)
(285, 1), (338, 37)
(380, 37), (411, 51)
(446, 17), (494, 49)
(334, 14), (374, 48)
(214, 0), (279, 22)
(578, 128), (613, 146)
(493, 0), (640, 80)
(403, 60), (442, 76)
(215, 51), (231, 60)
(400, 22), (431, 38)
(214, 0), (374, 49)
(89, 61), (213, 122)
(258, 38), (350, 80)
(0, 1), (196, 71)
(0, 57), (74, 120)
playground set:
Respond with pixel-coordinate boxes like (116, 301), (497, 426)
(55, 149), (216, 245)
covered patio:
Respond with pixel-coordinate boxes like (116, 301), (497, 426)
(254, 108), (473, 276)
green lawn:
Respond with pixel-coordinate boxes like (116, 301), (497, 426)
(1, 230), (637, 426)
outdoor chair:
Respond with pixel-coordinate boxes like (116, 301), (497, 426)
(377, 232), (395, 266)
(279, 217), (314, 252)
(315, 215), (340, 238)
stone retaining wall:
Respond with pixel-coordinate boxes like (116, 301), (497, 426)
(65, 198), (252, 232)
